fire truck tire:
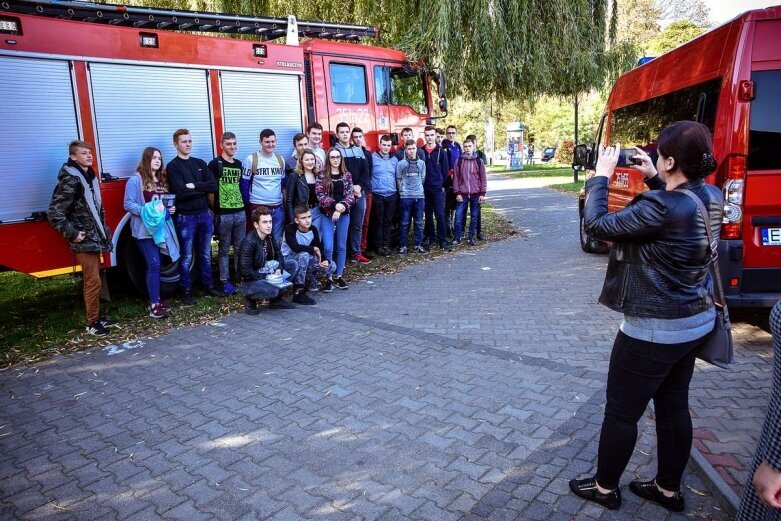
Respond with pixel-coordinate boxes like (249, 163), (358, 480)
(119, 231), (195, 298)
(579, 204), (609, 254)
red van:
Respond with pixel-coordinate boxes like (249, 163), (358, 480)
(575, 5), (781, 308)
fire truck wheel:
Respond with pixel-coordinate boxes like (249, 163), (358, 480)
(579, 204), (609, 254)
(120, 231), (196, 298)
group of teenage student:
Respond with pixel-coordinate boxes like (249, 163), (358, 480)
(47, 123), (487, 335)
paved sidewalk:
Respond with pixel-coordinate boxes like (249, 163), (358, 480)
(0, 174), (770, 520)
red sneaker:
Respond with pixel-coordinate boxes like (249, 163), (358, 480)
(353, 253), (372, 265)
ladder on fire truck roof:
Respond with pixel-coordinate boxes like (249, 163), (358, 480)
(1, 0), (379, 41)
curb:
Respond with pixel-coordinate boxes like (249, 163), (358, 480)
(690, 446), (741, 516)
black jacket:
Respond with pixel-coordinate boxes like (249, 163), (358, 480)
(239, 231), (282, 282)
(48, 160), (112, 254)
(285, 173), (314, 224)
(284, 223), (322, 255)
(583, 174), (723, 318)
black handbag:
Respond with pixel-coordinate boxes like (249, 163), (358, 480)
(679, 189), (734, 368)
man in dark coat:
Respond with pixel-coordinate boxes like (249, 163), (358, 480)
(48, 140), (115, 336)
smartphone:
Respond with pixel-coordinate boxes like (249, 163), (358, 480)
(616, 148), (638, 167)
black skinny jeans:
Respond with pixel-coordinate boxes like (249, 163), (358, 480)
(372, 193), (397, 250)
(596, 330), (706, 491)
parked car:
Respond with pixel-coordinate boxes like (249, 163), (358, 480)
(493, 149), (509, 161)
(541, 147), (557, 162)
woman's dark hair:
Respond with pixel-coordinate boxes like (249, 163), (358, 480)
(321, 147), (346, 195)
(657, 121), (718, 180)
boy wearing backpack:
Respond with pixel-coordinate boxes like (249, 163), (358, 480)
(452, 137), (487, 246)
(241, 128), (286, 242)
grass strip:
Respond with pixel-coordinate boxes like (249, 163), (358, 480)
(0, 204), (517, 367)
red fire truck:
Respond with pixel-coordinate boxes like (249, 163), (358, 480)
(574, 5), (781, 308)
(0, 0), (447, 294)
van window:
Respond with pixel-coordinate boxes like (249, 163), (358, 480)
(748, 70), (781, 170)
(389, 67), (427, 114)
(329, 63), (367, 104)
(611, 78), (721, 148)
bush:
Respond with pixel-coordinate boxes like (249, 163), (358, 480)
(556, 139), (575, 165)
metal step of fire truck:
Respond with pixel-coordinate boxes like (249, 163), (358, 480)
(1, 0), (378, 41)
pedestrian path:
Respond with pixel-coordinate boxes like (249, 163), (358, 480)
(0, 174), (767, 520)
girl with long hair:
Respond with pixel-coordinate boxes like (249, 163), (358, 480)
(286, 148), (322, 230)
(123, 147), (177, 318)
(315, 148), (355, 291)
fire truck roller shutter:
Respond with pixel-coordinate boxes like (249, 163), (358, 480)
(89, 63), (213, 296)
(219, 71), (303, 159)
(0, 56), (79, 223)
(89, 64), (214, 178)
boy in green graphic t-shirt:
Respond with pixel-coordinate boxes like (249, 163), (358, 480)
(208, 132), (245, 296)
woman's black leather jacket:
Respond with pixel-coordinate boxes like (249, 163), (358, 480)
(583, 175), (723, 318)
(286, 173), (311, 224)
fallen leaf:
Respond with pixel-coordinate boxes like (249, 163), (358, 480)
(686, 485), (707, 497)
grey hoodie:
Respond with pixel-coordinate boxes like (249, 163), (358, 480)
(395, 158), (426, 199)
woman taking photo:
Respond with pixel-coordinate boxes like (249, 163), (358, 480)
(316, 148), (355, 292)
(123, 147), (179, 318)
(569, 121), (722, 512)
(286, 148), (322, 229)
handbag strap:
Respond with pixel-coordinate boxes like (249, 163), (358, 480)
(678, 188), (726, 308)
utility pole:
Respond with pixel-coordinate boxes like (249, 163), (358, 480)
(573, 93), (579, 183)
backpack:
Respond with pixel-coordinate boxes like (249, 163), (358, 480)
(248, 152), (285, 195)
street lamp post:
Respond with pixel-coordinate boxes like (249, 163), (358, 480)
(573, 93), (579, 183)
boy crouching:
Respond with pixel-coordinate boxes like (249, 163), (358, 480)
(282, 204), (336, 305)
(238, 206), (296, 314)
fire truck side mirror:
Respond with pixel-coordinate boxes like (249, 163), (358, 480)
(390, 133), (399, 146)
(328, 134), (338, 148)
(439, 99), (448, 113)
(437, 69), (447, 99)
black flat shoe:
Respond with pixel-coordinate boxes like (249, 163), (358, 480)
(629, 480), (684, 512)
(569, 477), (621, 510)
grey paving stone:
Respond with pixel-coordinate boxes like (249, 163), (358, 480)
(0, 177), (753, 521)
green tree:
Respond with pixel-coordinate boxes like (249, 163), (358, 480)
(123, 0), (634, 101)
(648, 20), (706, 55)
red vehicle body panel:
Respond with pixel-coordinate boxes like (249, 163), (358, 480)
(0, 11), (436, 280)
(583, 6), (781, 308)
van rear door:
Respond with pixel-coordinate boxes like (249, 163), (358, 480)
(743, 19), (781, 294)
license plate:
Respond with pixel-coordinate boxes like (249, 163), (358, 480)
(761, 227), (781, 246)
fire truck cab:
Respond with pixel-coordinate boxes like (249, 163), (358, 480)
(0, 0), (446, 295)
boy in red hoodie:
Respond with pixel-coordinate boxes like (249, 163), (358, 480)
(452, 138), (487, 246)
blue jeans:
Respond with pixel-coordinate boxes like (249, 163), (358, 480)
(319, 212), (350, 277)
(216, 211), (246, 284)
(309, 206), (323, 233)
(286, 251), (336, 285)
(349, 195), (366, 256)
(176, 210), (214, 291)
(136, 238), (161, 304)
(424, 188), (446, 245)
(242, 279), (281, 300)
(454, 195), (481, 241)
(399, 197), (424, 248)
